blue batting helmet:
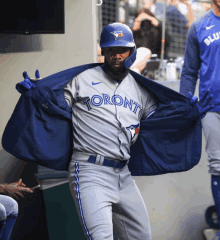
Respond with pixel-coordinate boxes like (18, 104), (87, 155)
(100, 23), (137, 69)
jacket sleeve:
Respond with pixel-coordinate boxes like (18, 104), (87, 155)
(180, 21), (201, 96)
(142, 92), (157, 120)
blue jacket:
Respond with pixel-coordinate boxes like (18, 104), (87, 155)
(180, 10), (220, 112)
(2, 63), (202, 176)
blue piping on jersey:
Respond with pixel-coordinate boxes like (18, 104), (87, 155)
(146, 109), (156, 119)
(74, 162), (92, 240)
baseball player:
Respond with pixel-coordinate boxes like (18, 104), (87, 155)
(180, 1), (220, 238)
(63, 24), (157, 240)
(2, 23), (216, 240)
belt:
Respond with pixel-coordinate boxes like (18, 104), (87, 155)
(87, 155), (127, 169)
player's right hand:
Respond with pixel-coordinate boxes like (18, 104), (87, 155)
(17, 70), (40, 92)
(188, 90), (214, 119)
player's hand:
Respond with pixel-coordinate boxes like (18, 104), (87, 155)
(30, 69), (41, 81)
(136, 12), (151, 22)
(188, 90), (214, 119)
(1, 179), (33, 201)
(8, 178), (28, 189)
(17, 70), (40, 93)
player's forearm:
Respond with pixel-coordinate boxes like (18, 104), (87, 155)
(180, 21), (200, 96)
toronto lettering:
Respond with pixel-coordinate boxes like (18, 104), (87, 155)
(83, 94), (142, 115)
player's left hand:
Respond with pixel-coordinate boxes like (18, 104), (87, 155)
(17, 69), (41, 93)
(188, 90), (214, 119)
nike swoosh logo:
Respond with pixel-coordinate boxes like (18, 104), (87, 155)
(92, 82), (102, 85)
(206, 25), (215, 30)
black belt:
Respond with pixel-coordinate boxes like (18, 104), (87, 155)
(87, 156), (127, 169)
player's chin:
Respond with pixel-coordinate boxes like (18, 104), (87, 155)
(111, 63), (124, 71)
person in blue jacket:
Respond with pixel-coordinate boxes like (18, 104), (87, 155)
(2, 22), (216, 240)
(180, 0), (220, 237)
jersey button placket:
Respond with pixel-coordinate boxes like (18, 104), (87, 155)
(114, 87), (123, 151)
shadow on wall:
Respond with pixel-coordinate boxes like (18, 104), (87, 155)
(0, 34), (43, 53)
(0, 148), (27, 183)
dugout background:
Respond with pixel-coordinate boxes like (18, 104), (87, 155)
(0, 0), (215, 239)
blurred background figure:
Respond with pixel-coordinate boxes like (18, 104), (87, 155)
(168, 0), (195, 28)
(119, 0), (138, 23)
(165, 0), (195, 58)
(132, 8), (170, 59)
(142, 0), (155, 11)
(151, 0), (166, 20)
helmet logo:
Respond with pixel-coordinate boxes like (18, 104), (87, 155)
(111, 31), (123, 40)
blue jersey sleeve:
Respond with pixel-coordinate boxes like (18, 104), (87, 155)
(180, 21), (201, 96)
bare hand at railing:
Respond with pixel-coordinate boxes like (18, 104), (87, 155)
(0, 179), (33, 201)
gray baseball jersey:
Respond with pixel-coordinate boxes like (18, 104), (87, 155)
(64, 66), (157, 161)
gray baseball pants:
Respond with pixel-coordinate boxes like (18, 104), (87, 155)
(202, 112), (220, 174)
(68, 154), (151, 240)
(0, 195), (18, 221)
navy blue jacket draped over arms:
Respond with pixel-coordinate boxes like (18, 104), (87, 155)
(2, 63), (202, 176)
